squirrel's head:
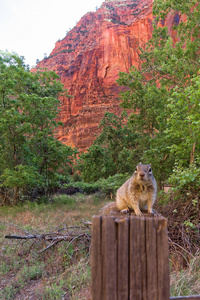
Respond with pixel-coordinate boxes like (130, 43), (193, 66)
(134, 163), (153, 182)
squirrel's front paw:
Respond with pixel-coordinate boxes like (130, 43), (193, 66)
(148, 210), (154, 217)
(120, 209), (130, 214)
(135, 211), (144, 217)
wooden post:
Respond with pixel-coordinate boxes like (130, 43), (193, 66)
(91, 215), (169, 300)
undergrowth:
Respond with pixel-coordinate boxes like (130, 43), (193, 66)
(0, 194), (107, 299)
(156, 191), (200, 269)
(170, 254), (200, 297)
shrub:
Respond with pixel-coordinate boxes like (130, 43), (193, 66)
(64, 173), (130, 195)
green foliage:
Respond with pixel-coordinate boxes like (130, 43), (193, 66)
(72, 171), (82, 182)
(0, 51), (75, 204)
(65, 173), (130, 195)
(78, 144), (114, 182)
(169, 162), (200, 195)
(78, 112), (138, 182)
(165, 75), (200, 165)
(96, 112), (139, 168)
(96, 173), (130, 195)
(65, 181), (100, 194)
(116, 0), (200, 188)
(18, 262), (45, 281)
(118, 69), (175, 186)
(39, 283), (64, 299)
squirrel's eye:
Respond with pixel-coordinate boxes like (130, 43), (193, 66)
(149, 167), (152, 172)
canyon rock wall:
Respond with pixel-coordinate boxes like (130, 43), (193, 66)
(34, 0), (176, 151)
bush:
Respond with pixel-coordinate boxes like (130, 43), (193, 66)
(169, 163), (200, 197)
(96, 173), (130, 195)
(72, 172), (82, 182)
(64, 173), (130, 195)
(64, 181), (99, 194)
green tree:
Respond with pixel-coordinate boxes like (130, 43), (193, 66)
(166, 75), (200, 165)
(152, 0), (200, 166)
(117, 0), (200, 187)
(78, 112), (138, 182)
(78, 144), (114, 182)
(95, 112), (139, 172)
(0, 51), (74, 204)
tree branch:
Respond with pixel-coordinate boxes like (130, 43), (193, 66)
(4, 222), (91, 255)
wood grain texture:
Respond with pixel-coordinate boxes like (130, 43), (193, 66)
(116, 217), (129, 300)
(146, 218), (157, 300)
(140, 217), (147, 300)
(157, 217), (170, 300)
(130, 216), (142, 300)
(91, 215), (102, 300)
(102, 216), (117, 300)
(91, 215), (173, 300)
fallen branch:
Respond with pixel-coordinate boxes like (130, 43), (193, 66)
(4, 222), (91, 255)
(65, 234), (85, 251)
(5, 234), (42, 240)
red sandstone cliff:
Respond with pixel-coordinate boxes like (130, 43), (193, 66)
(34, 0), (177, 151)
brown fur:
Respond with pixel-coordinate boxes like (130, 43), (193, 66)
(102, 163), (157, 216)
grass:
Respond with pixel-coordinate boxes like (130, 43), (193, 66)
(0, 193), (199, 299)
(0, 193), (108, 299)
(170, 254), (200, 297)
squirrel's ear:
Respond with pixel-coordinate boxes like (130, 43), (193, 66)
(149, 163), (151, 166)
(139, 162), (142, 165)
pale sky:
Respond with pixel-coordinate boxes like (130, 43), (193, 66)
(0, 0), (104, 67)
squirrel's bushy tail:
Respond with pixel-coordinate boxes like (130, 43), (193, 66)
(100, 202), (120, 215)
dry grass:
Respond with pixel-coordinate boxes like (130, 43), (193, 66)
(170, 253), (200, 297)
(0, 193), (107, 300)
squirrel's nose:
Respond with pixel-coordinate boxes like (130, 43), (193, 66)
(139, 172), (145, 178)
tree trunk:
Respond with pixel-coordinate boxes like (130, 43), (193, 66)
(14, 186), (19, 204)
(190, 142), (196, 165)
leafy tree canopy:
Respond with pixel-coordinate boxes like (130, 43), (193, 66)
(0, 51), (75, 204)
(78, 112), (139, 182)
(116, 0), (200, 188)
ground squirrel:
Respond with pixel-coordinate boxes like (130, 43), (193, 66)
(102, 163), (157, 216)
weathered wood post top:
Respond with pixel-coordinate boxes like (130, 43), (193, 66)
(91, 215), (169, 300)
